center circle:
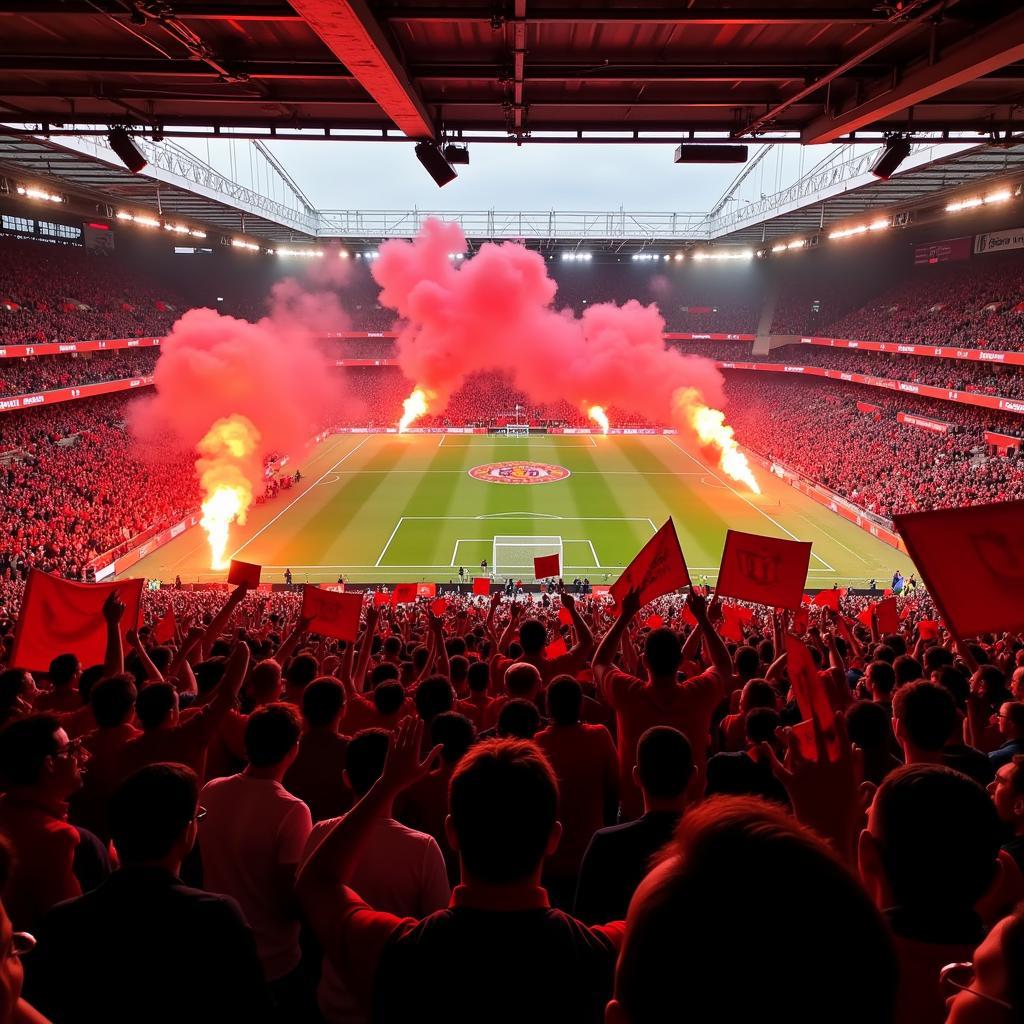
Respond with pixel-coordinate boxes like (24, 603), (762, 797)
(468, 461), (571, 485)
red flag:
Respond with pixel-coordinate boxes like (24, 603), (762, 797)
(592, 585), (611, 598)
(545, 636), (568, 660)
(300, 586), (362, 642)
(716, 530), (812, 611)
(917, 619), (940, 640)
(644, 614), (664, 630)
(719, 605), (746, 642)
(801, 594), (813, 606)
(791, 605), (809, 635)
(857, 606), (874, 629)
(392, 583), (417, 605)
(812, 590), (841, 611)
(10, 571), (143, 672)
(680, 603), (697, 627)
(373, 591), (391, 608)
(227, 559), (261, 587)
(785, 633), (839, 760)
(416, 582), (437, 598)
(610, 518), (690, 611)
(558, 607), (574, 626)
(472, 577), (491, 596)
(894, 501), (1024, 637)
(153, 608), (176, 644)
(430, 598), (447, 617)
(533, 553), (560, 580)
(875, 597), (899, 634)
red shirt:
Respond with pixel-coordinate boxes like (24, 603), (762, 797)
(536, 723), (618, 878)
(605, 668), (724, 819)
(455, 695), (496, 732)
(323, 881), (624, 1019)
(0, 794), (81, 930)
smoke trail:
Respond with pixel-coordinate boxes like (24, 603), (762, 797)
(131, 280), (339, 568)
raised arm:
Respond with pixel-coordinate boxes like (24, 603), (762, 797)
(102, 589), (126, 678)
(127, 629), (163, 683)
(200, 582), (250, 659)
(273, 610), (311, 667)
(592, 588), (641, 693)
(352, 603), (379, 692)
(560, 592), (594, 661)
(688, 590), (734, 684)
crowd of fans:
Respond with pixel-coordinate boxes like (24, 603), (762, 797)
(0, 238), (183, 348)
(0, 350), (158, 396)
(0, 574), (1022, 1023)
(724, 374), (1024, 518)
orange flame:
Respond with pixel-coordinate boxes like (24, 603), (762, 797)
(398, 387), (431, 433)
(196, 414), (260, 569)
(588, 405), (610, 434)
(673, 388), (760, 494)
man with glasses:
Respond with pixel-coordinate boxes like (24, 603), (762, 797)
(24, 763), (269, 1023)
(0, 715), (92, 931)
(941, 906), (1024, 1022)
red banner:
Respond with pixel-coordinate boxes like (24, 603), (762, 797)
(897, 412), (953, 434)
(856, 401), (882, 416)
(985, 431), (1022, 454)
(791, 335), (1024, 367)
(0, 376), (153, 413)
(0, 337), (160, 359)
(335, 359), (400, 366)
(717, 362), (1024, 417)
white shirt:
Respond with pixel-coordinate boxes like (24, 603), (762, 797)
(303, 813), (451, 1023)
(199, 774), (313, 981)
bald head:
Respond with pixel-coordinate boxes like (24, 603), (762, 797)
(505, 662), (542, 701)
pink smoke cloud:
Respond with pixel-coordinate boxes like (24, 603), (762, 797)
(371, 218), (725, 420)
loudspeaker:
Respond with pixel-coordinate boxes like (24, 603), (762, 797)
(415, 142), (458, 187)
(674, 144), (749, 164)
(108, 128), (148, 174)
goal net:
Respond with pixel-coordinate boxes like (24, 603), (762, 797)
(492, 536), (563, 579)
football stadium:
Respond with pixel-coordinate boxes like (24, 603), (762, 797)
(4, 3), (1024, 1023)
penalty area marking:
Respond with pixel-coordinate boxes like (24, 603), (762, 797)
(449, 537), (602, 568)
(376, 514), (658, 568)
(663, 436), (835, 572)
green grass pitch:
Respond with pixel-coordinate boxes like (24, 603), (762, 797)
(130, 432), (904, 589)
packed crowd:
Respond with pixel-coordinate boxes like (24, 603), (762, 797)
(724, 375), (1024, 518)
(0, 350), (158, 396)
(0, 239), (183, 348)
(824, 252), (1024, 352)
(0, 576), (1022, 1024)
(0, 396), (200, 581)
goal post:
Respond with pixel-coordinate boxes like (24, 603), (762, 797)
(492, 536), (563, 579)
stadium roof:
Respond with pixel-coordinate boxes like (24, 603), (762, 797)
(2, 1), (1024, 145)
(4, 127), (1024, 253)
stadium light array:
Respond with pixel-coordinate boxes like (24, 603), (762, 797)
(446, 252), (466, 260)
(16, 185), (62, 203)
(231, 239), (260, 252)
(631, 253), (660, 262)
(561, 252), (592, 261)
(116, 210), (205, 237)
(945, 189), (1013, 213)
(274, 247), (324, 258)
(355, 251), (380, 260)
(691, 249), (754, 262)
(829, 219), (890, 240)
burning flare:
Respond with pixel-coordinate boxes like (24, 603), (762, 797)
(673, 388), (760, 494)
(196, 414), (261, 569)
(399, 387), (431, 433)
(588, 405), (610, 435)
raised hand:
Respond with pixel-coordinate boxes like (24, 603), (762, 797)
(102, 589), (126, 625)
(380, 717), (442, 796)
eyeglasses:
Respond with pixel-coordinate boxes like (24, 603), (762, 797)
(5, 931), (36, 959)
(191, 806), (207, 823)
(54, 737), (86, 760)
(940, 962), (1014, 1012)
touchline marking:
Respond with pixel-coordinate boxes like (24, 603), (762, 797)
(229, 435), (372, 560)
(256, 563), (842, 572)
(796, 513), (872, 565)
(663, 436), (835, 572)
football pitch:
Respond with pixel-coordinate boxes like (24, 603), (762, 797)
(130, 432), (904, 587)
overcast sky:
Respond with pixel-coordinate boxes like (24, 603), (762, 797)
(185, 137), (830, 212)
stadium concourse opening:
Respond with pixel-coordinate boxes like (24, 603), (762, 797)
(7, 3), (1024, 1022)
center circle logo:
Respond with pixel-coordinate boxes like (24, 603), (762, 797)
(468, 461), (571, 485)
